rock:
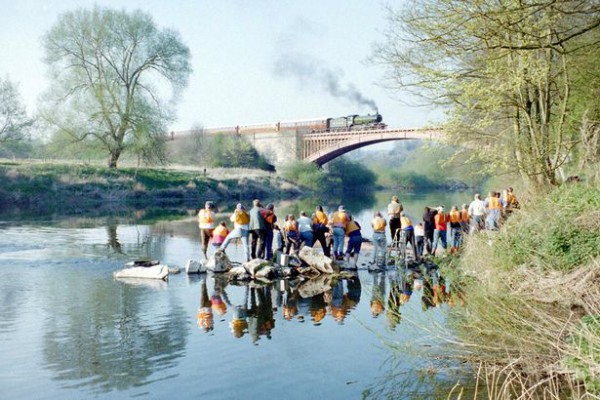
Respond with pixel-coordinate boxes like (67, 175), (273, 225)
(168, 267), (181, 274)
(297, 266), (321, 278)
(281, 266), (299, 278)
(298, 247), (334, 274)
(229, 266), (251, 281)
(185, 259), (207, 274)
(242, 258), (271, 277)
(206, 249), (233, 272)
(113, 265), (169, 280)
(288, 254), (303, 268)
(254, 265), (276, 280)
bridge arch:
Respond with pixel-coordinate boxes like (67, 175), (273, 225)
(302, 128), (443, 166)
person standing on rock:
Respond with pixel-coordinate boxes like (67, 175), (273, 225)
(387, 196), (403, 243)
(422, 206), (437, 255)
(312, 205), (330, 257)
(220, 203), (250, 262)
(371, 211), (387, 266)
(198, 201), (216, 259)
(345, 215), (362, 269)
(432, 206), (448, 256)
(283, 214), (300, 254)
(468, 193), (486, 233)
(261, 203), (276, 260)
(330, 205), (349, 260)
(297, 211), (314, 248)
(249, 199), (267, 259)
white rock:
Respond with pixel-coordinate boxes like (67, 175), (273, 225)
(185, 259), (206, 274)
(113, 265), (169, 280)
(298, 247), (334, 274)
(206, 250), (233, 273)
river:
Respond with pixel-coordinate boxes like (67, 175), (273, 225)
(0, 190), (476, 399)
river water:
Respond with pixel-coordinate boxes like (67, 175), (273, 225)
(0, 190), (475, 399)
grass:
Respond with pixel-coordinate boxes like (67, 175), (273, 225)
(442, 182), (600, 399)
(0, 160), (303, 213)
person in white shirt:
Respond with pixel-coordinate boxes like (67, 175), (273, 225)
(467, 193), (486, 233)
(297, 211), (313, 247)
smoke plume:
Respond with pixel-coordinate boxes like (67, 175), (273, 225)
(273, 55), (378, 113)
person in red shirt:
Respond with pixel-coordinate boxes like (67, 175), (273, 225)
(432, 206), (448, 256)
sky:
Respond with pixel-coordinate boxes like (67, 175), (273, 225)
(0, 0), (442, 133)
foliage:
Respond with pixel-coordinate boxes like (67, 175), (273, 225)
(324, 157), (378, 192)
(0, 76), (33, 146)
(375, 0), (600, 187)
(491, 184), (600, 272)
(207, 134), (274, 170)
(564, 315), (600, 395)
(40, 6), (192, 168)
(278, 160), (329, 190)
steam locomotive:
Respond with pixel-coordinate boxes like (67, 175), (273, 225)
(324, 113), (386, 132)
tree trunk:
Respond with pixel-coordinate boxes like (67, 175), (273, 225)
(108, 150), (121, 169)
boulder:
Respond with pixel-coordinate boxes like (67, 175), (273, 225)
(229, 266), (251, 281)
(206, 249), (233, 272)
(185, 259), (207, 274)
(113, 264), (169, 280)
(254, 266), (276, 280)
(242, 258), (271, 278)
(298, 247), (334, 274)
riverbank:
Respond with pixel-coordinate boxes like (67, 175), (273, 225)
(0, 160), (304, 213)
(446, 182), (600, 398)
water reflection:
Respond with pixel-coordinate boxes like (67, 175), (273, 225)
(42, 278), (189, 394)
(197, 273), (365, 341)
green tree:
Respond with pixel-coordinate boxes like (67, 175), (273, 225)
(0, 77), (33, 145)
(374, 0), (600, 187)
(41, 6), (192, 168)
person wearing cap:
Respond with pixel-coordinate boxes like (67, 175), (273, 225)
(249, 199), (268, 259)
(432, 206), (448, 256)
(387, 196), (403, 242)
(220, 203), (250, 261)
(330, 205), (349, 260)
(198, 201), (216, 259)
(371, 211), (387, 266)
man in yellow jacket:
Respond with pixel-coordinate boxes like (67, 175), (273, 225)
(198, 201), (216, 259)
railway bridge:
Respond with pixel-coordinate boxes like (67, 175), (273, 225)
(172, 124), (444, 167)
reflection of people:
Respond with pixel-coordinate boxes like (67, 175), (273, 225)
(386, 276), (402, 329)
(310, 293), (328, 325)
(230, 286), (249, 338)
(282, 283), (299, 321)
(247, 287), (275, 343)
(197, 279), (214, 332)
(198, 201), (216, 259)
(370, 272), (386, 318)
(211, 275), (231, 318)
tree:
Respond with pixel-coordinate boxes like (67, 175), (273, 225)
(41, 6), (192, 168)
(374, 0), (600, 187)
(0, 77), (32, 144)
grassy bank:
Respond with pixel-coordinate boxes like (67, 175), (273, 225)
(0, 160), (303, 213)
(446, 183), (600, 398)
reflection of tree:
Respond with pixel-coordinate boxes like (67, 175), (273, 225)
(106, 224), (122, 254)
(0, 272), (25, 337)
(42, 276), (188, 394)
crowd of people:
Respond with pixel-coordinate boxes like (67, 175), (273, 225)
(196, 187), (519, 268)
